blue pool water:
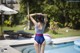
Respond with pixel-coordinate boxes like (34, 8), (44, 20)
(13, 42), (80, 53)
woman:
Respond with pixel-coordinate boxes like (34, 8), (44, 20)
(29, 13), (47, 53)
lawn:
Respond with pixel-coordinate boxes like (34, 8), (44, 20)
(0, 25), (80, 38)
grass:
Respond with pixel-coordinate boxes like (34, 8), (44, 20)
(0, 25), (80, 38)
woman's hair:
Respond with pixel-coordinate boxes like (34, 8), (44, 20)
(36, 15), (44, 23)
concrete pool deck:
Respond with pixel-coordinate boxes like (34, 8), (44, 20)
(0, 36), (80, 53)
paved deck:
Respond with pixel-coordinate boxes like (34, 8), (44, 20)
(0, 36), (80, 53)
(52, 36), (80, 44)
(0, 46), (21, 53)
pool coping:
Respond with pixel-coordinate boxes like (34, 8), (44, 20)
(0, 36), (80, 46)
(52, 36), (80, 44)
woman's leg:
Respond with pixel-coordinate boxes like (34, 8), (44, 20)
(34, 40), (40, 53)
(40, 41), (46, 53)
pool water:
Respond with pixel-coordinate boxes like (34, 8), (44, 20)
(13, 42), (80, 53)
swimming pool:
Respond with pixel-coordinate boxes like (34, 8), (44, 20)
(13, 42), (80, 53)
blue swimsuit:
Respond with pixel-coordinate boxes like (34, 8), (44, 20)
(35, 24), (45, 44)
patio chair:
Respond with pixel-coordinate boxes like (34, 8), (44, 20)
(17, 30), (33, 38)
(3, 30), (19, 39)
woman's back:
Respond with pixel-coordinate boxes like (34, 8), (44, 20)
(35, 23), (45, 34)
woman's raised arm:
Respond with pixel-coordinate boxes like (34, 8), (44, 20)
(29, 14), (37, 25)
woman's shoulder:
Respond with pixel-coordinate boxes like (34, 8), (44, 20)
(35, 23), (38, 27)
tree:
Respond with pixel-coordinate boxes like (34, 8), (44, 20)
(19, 0), (80, 30)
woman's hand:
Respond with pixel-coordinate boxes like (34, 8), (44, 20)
(35, 13), (42, 15)
(30, 13), (47, 16)
(30, 14), (36, 17)
(29, 13), (47, 18)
